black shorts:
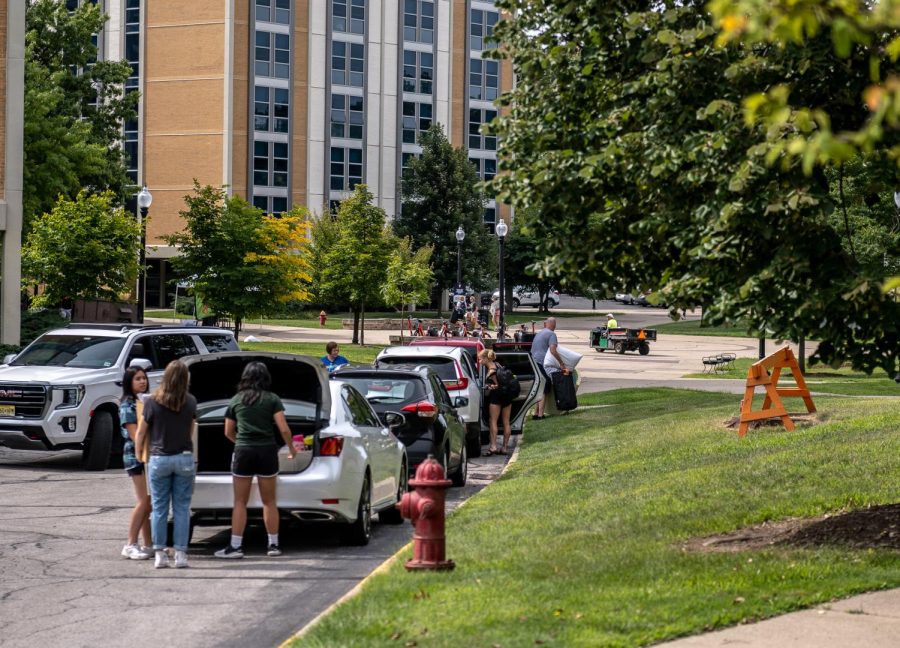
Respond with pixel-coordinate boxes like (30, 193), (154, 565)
(126, 463), (145, 477)
(232, 445), (279, 478)
(537, 364), (552, 394)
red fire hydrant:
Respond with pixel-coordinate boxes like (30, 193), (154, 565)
(319, 310), (327, 327)
(399, 455), (455, 571)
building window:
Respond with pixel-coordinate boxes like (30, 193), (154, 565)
(253, 140), (289, 187)
(331, 94), (364, 139)
(256, 0), (290, 24)
(254, 86), (290, 133)
(402, 101), (432, 144)
(333, 0), (365, 35)
(255, 31), (290, 79)
(124, 0), (140, 182)
(330, 147), (363, 191)
(469, 58), (499, 101)
(484, 207), (497, 233)
(402, 50), (433, 95)
(468, 108), (497, 150)
(401, 151), (418, 177)
(470, 9), (499, 51)
(332, 41), (365, 87)
(470, 157), (496, 181)
(253, 195), (288, 214)
(404, 0), (434, 44)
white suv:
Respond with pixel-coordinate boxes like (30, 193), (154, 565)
(0, 323), (238, 470)
(374, 345), (483, 457)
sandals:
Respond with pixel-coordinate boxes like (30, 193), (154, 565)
(496, 448), (508, 455)
(531, 414), (545, 420)
(485, 448), (496, 456)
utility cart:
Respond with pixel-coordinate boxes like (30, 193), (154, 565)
(590, 326), (657, 355)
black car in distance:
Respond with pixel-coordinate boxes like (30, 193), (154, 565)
(332, 366), (468, 487)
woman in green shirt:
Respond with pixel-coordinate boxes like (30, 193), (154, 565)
(214, 361), (295, 559)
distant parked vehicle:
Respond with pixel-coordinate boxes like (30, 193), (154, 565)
(614, 292), (635, 304)
(492, 287), (561, 309)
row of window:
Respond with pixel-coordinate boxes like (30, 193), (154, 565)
(124, 0), (140, 182)
(331, 94), (364, 139)
(469, 108), (498, 151)
(255, 86), (290, 133)
(330, 147), (363, 191)
(403, 50), (433, 95)
(332, 41), (365, 87)
(254, 140), (289, 188)
(470, 9), (499, 51)
(404, 0), (435, 44)
(255, 31), (290, 79)
(334, 0), (366, 35)
(256, 0), (290, 25)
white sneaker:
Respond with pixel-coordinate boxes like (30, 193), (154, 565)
(174, 550), (189, 569)
(121, 543), (135, 558)
(121, 544), (152, 560)
(154, 550), (170, 569)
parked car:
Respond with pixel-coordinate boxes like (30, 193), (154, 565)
(492, 287), (561, 309)
(333, 366), (467, 486)
(408, 337), (486, 368)
(635, 291), (667, 308)
(480, 344), (548, 444)
(187, 352), (407, 546)
(614, 292), (635, 304)
(374, 345), (482, 457)
(0, 323), (238, 470)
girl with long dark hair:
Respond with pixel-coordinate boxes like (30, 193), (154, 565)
(119, 366), (151, 560)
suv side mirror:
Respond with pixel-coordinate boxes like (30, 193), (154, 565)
(384, 411), (406, 428)
(2, 353), (16, 365)
(129, 358), (152, 371)
(453, 396), (469, 408)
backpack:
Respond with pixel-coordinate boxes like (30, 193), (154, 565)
(494, 364), (521, 400)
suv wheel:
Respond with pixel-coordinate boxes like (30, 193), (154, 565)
(466, 423), (482, 458)
(450, 443), (467, 487)
(81, 411), (114, 471)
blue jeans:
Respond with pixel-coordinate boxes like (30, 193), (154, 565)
(148, 453), (195, 551)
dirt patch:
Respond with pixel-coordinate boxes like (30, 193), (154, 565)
(723, 412), (823, 431)
(683, 504), (900, 553)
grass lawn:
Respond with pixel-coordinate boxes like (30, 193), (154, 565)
(655, 319), (755, 337)
(239, 340), (383, 364)
(291, 388), (900, 647)
(684, 358), (900, 396)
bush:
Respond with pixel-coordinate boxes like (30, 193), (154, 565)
(1, 309), (69, 355)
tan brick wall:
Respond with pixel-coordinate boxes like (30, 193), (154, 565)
(231, 0), (249, 199)
(0, 0), (7, 197)
(292, 0), (309, 210)
(450, 0), (466, 149)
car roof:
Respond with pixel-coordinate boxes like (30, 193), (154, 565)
(378, 345), (465, 359)
(46, 324), (234, 338)
(332, 366), (433, 380)
(408, 338), (485, 348)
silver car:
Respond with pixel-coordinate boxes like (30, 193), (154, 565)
(186, 352), (408, 546)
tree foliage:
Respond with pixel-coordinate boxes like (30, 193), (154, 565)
(397, 125), (495, 297)
(490, 0), (900, 374)
(24, 0), (138, 229)
(382, 237), (435, 340)
(165, 184), (312, 334)
(319, 185), (392, 344)
(22, 191), (141, 307)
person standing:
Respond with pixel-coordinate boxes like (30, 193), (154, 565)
(606, 313), (618, 328)
(530, 317), (566, 419)
(119, 366), (152, 560)
(135, 360), (197, 569)
(478, 349), (513, 455)
(320, 341), (349, 373)
(215, 362), (296, 558)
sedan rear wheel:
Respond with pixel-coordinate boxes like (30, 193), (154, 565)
(449, 443), (467, 487)
(342, 474), (372, 546)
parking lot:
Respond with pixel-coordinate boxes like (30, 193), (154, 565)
(0, 444), (514, 648)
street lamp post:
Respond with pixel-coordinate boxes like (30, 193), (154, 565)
(455, 225), (465, 289)
(136, 186), (152, 323)
(496, 219), (509, 340)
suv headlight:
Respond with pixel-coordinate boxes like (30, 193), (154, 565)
(54, 385), (85, 409)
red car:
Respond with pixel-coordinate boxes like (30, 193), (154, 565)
(408, 337), (486, 366)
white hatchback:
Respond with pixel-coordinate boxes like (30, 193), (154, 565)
(374, 345), (483, 457)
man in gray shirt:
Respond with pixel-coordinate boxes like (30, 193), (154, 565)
(530, 317), (566, 418)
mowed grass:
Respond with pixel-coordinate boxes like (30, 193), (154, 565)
(655, 319), (755, 337)
(238, 341), (383, 365)
(684, 358), (900, 396)
(291, 388), (900, 648)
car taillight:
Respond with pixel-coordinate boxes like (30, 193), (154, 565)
(401, 401), (437, 418)
(444, 377), (468, 390)
(319, 436), (344, 456)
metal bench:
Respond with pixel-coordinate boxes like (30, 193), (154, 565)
(702, 353), (736, 373)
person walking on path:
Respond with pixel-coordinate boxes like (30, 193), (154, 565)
(119, 366), (152, 561)
(320, 341), (349, 373)
(479, 349), (514, 455)
(214, 362), (296, 559)
(135, 360), (197, 569)
(530, 317), (567, 419)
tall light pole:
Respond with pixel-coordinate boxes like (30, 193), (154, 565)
(455, 225), (465, 290)
(136, 186), (152, 323)
(496, 219), (508, 340)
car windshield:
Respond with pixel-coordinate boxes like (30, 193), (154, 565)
(337, 375), (426, 405)
(378, 356), (456, 381)
(11, 334), (126, 368)
(197, 400), (320, 421)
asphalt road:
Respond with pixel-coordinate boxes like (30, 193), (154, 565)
(0, 442), (515, 648)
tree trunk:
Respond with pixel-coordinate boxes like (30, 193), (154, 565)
(399, 304), (405, 343)
(360, 298), (366, 346)
(234, 316), (242, 337)
(352, 308), (360, 345)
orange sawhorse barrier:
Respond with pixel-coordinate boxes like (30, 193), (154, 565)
(737, 346), (816, 437)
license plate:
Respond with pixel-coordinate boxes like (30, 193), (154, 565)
(0, 405), (14, 416)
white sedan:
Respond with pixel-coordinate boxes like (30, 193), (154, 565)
(185, 352), (408, 546)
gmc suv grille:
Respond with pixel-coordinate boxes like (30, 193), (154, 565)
(0, 384), (48, 419)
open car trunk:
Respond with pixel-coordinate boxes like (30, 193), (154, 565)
(184, 352), (331, 475)
(480, 350), (544, 435)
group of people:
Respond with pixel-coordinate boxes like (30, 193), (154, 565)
(119, 360), (297, 568)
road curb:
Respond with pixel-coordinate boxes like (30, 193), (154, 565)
(281, 434), (525, 646)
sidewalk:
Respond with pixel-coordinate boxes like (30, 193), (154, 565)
(659, 589), (900, 647)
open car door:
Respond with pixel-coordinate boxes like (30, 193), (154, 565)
(479, 348), (545, 441)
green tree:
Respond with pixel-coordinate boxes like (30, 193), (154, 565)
(165, 184), (312, 335)
(382, 237), (435, 341)
(22, 191), (141, 307)
(24, 0), (138, 229)
(396, 125), (495, 307)
(490, 0), (900, 374)
(320, 185), (392, 345)
(308, 209), (342, 309)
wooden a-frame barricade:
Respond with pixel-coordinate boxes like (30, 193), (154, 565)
(737, 346), (816, 437)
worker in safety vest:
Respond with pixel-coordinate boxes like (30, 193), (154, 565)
(606, 313), (618, 328)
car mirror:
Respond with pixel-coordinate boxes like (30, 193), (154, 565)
(384, 411), (406, 428)
(129, 357), (152, 371)
(453, 396), (469, 408)
(2, 353), (16, 365)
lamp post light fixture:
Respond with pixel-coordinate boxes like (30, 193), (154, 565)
(136, 186), (152, 323)
(495, 219), (509, 340)
(455, 225), (465, 290)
